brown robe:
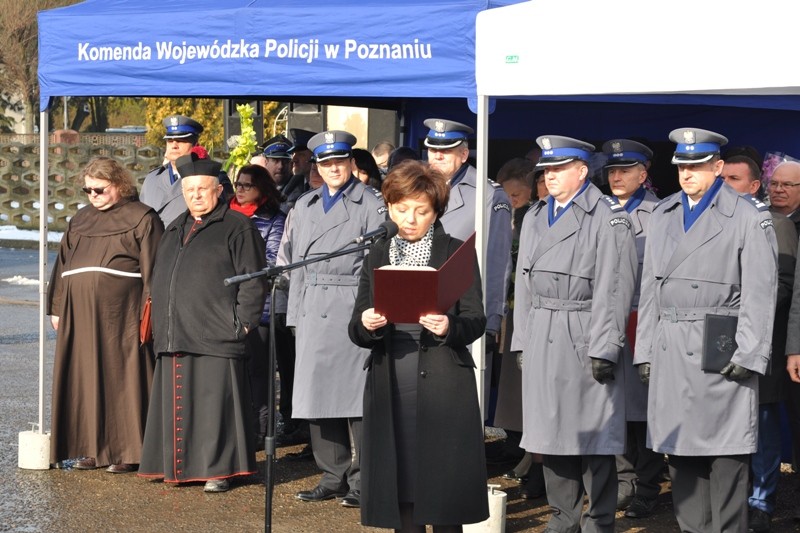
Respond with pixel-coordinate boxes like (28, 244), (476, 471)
(47, 198), (164, 465)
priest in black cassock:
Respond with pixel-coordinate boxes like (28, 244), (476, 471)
(138, 154), (268, 493)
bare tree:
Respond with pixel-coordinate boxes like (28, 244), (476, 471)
(0, 0), (77, 133)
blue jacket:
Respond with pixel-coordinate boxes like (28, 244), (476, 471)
(252, 206), (286, 324)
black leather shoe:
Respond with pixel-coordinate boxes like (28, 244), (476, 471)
(502, 470), (528, 484)
(624, 495), (657, 518)
(749, 507), (771, 533)
(296, 485), (347, 502)
(340, 489), (360, 508)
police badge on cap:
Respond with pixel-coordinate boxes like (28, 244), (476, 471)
(422, 118), (474, 150)
(669, 127), (728, 165)
(535, 135), (595, 168)
(602, 139), (653, 168)
(307, 130), (357, 162)
(163, 115), (204, 140)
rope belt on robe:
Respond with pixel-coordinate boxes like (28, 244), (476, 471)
(61, 266), (142, 278)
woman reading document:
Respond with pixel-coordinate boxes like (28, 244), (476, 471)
(348, 161), (489, 532)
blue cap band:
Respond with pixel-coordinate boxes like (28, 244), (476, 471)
(541, 147), (593, 161)
(427, 129), (469, 141)
(313, 142), (352, 156)
(264, 143), (292, 154)
(166, 124), (199, 134)
(675, 142), (720, 155)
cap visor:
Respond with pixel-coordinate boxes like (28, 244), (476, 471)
(535, 157), (576, 168)
(163, 133), (195, 140)
(671, 153), (714, 165)
(424, 138), (465, 150)
(604, 160), (642, 168)
(315, 152), (352, 162)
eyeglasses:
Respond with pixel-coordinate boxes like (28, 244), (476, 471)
(767, 181), (800, 190)
(233, 182), (254, 191)
(81, 186), (108, 195)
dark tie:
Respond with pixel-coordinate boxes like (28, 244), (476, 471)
(555, 206), (564, 217)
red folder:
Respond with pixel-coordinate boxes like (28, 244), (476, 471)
(374, 233), (476, 324)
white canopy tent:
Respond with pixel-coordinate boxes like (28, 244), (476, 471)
(476, 0), (800, 98)
(473, 0), (800, 189)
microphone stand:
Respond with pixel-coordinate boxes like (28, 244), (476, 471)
(224, 241), (372, 533)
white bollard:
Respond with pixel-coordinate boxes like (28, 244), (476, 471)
(18, 427), (51, 470)
(464, 484), (507, 533)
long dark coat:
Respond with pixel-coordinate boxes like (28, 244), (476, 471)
(348, 221), (489, 529)
(138, 200), (267, 482)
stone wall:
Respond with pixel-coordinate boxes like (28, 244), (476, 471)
(0, 138), (227, 232)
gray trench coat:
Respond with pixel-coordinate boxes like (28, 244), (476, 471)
(278, 179), (386, 419)
(635, 183), (778, 455)
(511, 183), (637, 455)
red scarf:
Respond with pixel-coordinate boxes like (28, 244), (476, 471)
(229, 196), (266, 218)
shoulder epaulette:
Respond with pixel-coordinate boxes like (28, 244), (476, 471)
(740, 194), (769, 212)
(601, 195), (625, 212)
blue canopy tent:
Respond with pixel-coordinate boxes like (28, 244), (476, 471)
(29, 0), (523, 470)
(38, 0), (526, 144)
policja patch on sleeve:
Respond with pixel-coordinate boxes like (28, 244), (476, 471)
(493, 202), (511, 213)
(609, 217), (631, 229)
(760, 219), (774, 229)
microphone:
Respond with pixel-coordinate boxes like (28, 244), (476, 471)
(351, 220), (398, 244)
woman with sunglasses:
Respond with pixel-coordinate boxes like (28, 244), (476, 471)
(48, 156), (164, 473)
(229, 165), (287, 447)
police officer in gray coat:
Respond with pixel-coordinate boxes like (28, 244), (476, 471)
(278, 130), (386, 508)
(140, 115), (233, 226)
(635, 128), (778, 533)
(602, 139), (665, 518)
(423, 119), (512, 399)
(140, 115), (204, 226)
(511, 136), (637, 533)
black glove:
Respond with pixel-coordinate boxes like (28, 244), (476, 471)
(720, 362), (753, 381)
(637, 362), (651, 384)
(591, 358), (615, 384)
(274, 313), (287, 330)
(485, 332), (499, 356)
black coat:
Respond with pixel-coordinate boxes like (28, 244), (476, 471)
(348, 221), (489, 528)
(151, 200), (268, 358)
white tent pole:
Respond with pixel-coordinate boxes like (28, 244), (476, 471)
(38, 110), (49, 434)
(474, 95), (489, 421)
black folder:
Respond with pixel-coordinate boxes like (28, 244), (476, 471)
(701, 314), (738, 372)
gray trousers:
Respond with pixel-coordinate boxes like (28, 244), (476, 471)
(668, 454), (749, 533)
(542, 454), (617, 533)
(309, 417), (361, 491)
(616, 421), (664, 501)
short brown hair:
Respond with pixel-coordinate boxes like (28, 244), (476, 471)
(81, 156), (136, 198)
(382, 160), (450, 218)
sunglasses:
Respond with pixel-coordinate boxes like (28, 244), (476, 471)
(233, 181), (255, 191)
(81, 186), (108, 195)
